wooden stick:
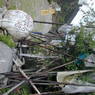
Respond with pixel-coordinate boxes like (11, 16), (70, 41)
(13, 58), (41, 95)
(3, 58), (41, 95)
(47, 60), (75, 72)
(2, 59), (74, 95)
(32, 91), (64, 95)
(3, 81), (25, 95)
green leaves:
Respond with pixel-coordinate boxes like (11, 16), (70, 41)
(0, 35), (16, 48)
(75, 26), (95, 55)
(75, 27), (86, 53)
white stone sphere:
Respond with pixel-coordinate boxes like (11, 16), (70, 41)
(0, 10), (33, 40)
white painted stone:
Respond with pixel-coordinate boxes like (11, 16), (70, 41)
(0, 10), (33, 40)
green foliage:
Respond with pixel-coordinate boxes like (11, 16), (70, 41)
(0, 84), (30, 95)
(65, 63), (78, 70)
(8, 5), (16, 10)
(56, 26), (95, 70)
(0, 0), (3, 7)
(0, 35), (16, 48)
(63, 26), (95, 59)
(75, 27), (87, 54)
(75, 27), (95, 55)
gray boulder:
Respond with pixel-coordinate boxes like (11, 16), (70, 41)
(0, 42), (13, 85)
